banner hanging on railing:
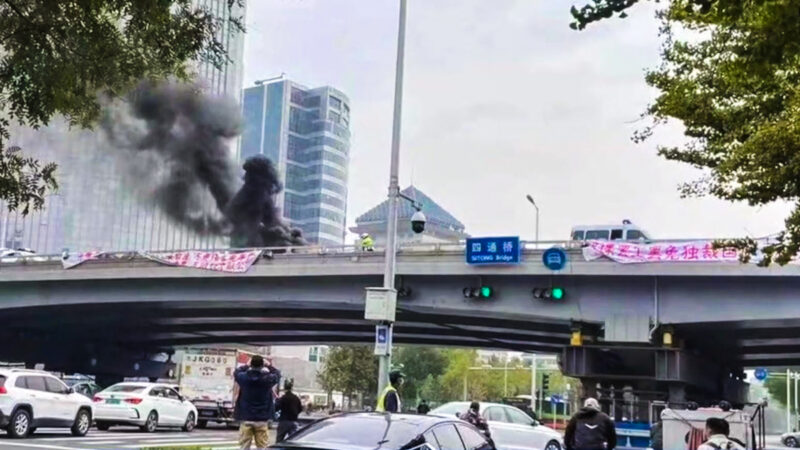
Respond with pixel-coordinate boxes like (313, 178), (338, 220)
(582, 240), (741, 264)
(62, 251), (105, 269)
(140, 250), (262, 273)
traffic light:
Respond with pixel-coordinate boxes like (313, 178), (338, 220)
(541, 373), (550, 392)
(463, 286), (494, 299)
(532, 287), (565, 300)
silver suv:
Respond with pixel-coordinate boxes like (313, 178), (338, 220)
(0, 369), (93, 438)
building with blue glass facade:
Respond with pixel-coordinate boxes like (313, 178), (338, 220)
(241, 77), (350, 246)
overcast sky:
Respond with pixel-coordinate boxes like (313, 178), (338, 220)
(242, 0), (790, 241)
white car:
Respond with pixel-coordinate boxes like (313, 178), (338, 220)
(0, 368), (93, 438)
(431, 402), (563, 450)
(93, 382), (197, 433)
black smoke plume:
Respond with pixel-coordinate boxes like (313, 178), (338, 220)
(103, 81), (305, 247)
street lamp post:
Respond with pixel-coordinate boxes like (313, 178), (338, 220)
(526, 195), (539, 245)
(377, 0), (408, 397)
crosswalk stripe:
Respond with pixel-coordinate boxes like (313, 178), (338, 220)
(0, 442), (78, 450)
(124, 441), (238, 449)
(140, 437), (234, 444)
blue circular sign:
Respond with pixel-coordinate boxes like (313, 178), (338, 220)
(755, 367), (768, 381)
(542, 247), (568, 271)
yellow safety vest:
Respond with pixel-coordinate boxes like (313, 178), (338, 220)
(362, 236), (374, 248)
(376, 385), (399, 412)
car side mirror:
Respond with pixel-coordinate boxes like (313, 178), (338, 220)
(66, 387), (74, 395)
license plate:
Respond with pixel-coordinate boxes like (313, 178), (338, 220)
(106, 399), (120, 405)
(201, 411), (215, 416)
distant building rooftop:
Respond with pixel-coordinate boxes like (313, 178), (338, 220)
(351, 186), (468, 244)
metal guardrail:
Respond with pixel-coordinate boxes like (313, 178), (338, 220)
(0, 239), (725, 266)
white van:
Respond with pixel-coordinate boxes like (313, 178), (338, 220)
(570, 220), (650, 241)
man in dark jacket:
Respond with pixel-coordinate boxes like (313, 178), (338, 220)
(235, 355), (281, 450)
(276, 379), (303, 442)
(564, 398), (617, 450)
(459, 402), (490, 437)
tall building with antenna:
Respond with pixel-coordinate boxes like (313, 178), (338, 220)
(241, 76), (350, 246)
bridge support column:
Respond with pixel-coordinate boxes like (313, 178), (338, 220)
(562, 345), (747, 405)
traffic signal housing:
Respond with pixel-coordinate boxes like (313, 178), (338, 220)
(533, 287), (565, 300)
(541, 373), (550, 392)
(463, 286), (494, 299)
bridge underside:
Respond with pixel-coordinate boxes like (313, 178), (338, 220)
(0, 300), (597, 377)
(5, 300), (800, 379)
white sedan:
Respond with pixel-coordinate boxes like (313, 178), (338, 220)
(431, 402), (563, 450)
(93, 383), (197, 432)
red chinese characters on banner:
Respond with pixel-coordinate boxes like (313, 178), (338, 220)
(583, 240), (739, 264)
(141, 250), (262, 273)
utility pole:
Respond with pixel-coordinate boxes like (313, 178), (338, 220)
(788, 368), (792, 434)
(526, 195), (540, 247)
(377, 0), (408, 397)
(530, 354), (537, 413)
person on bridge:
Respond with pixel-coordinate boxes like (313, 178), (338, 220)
(698, 418), (745, 450)
(564, 398), (617, 450)
(234, 355), (281, 450)
(275, 379), (302, 442)
(376, 370), (404, 412)
(360, 233), (374, 251)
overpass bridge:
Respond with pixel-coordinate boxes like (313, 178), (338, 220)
(2, 241), (800, 402)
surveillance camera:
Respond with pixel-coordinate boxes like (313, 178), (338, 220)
(411, 210), (426, 234)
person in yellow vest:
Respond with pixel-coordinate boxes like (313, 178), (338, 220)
(376, 370), (405, 413)
(360, 233), (375, 252)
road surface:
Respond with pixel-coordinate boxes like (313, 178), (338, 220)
(0, 427), (249, 450)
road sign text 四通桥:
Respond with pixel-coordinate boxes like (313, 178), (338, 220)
(466, 237), (521, 265)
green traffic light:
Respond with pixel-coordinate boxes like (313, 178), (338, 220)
(480, 286), (493, 298)
(551, 287), (564, 300)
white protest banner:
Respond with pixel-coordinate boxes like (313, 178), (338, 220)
(582, 240), (741, 264)
(140, 249), (262, 273)
(62, 251), (105, 269)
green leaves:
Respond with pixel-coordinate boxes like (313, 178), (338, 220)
(0, 0), (244, 214)
(573, 0), (800, 264)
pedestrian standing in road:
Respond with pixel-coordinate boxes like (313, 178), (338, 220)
(459, 402), (490, 436)
(417, 399), (430, 415)
(235, 355), (281, 450)
(698, 418), (745, 450)
(276, 379), (302, 442)
(376, 370), (404, 412)
(564, 398), (617, 450)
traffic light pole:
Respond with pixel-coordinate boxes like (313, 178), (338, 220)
(378, 0), (407, 398)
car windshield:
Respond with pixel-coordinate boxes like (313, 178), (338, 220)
(287, 415), (420, 448)
(430, 402), (469, 416)
(105, 384), (146, 393)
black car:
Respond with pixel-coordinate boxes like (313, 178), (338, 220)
(268, 412), (495, 450)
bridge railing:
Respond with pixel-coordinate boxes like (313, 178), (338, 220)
(0, 238), (724, 266)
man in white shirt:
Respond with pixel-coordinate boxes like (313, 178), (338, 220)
(698, 418), (745, 450)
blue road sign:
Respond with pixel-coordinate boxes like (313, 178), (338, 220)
(466, 236), (521, 265)
(542, 247), (568, 271)
(374, 325), (391, 356)
(755, 367), (768, 381)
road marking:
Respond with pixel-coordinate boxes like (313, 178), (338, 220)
(0, 442), (79, 450)
(75, 441), (124, 445)
(140, 437), (234, 443)
(123, 441), (238, 448)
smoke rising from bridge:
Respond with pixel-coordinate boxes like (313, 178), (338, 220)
(103, 81), (304, 247)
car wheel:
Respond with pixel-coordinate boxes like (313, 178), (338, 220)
(787, 436), (799, 447)
(140, 411), (158, 433)
(544, 441), (562, 450)
(182, 412), (195, 432)
(71, 409), (91, 437)
(96, 422), (111, 431)
(7, 409), (31, 439)
(197, 420), (208, 429)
